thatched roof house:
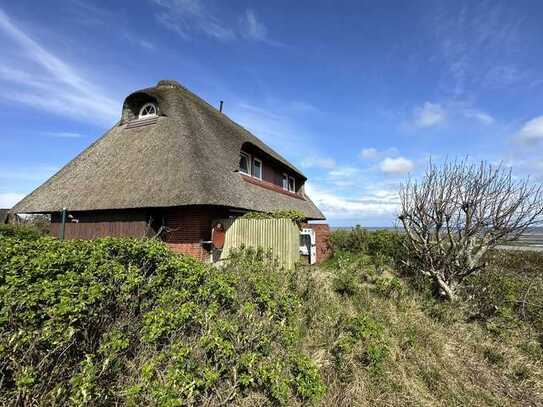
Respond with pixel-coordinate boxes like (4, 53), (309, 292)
(0, 209), (9, 224)
(12, 80), (327, 260)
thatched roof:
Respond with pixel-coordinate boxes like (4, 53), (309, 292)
(0, 209), (9, 224)
(12, 80), (325, 220)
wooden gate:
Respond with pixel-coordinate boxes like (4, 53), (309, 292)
(218, 218), (300, 269)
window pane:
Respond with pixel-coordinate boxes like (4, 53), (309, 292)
(288, 177), (295, 192)
(282, 174), (288, 189)
(253, 159), (262, 179)
(240, 154), (249, 173)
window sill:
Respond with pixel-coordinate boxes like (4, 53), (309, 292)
(125, 116), (158, 129)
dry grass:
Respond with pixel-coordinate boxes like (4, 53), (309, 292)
(294, 262), (543, 407)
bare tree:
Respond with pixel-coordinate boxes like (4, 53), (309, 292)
(398, 160), (543, 301)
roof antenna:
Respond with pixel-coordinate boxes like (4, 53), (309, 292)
(219, 100), (224, 113)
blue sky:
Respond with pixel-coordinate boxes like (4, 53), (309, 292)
(1, 0), (543, 226)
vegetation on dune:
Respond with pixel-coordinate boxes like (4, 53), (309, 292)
(318, 227), (543, 405)
(1, 225), (543, 405)
(398, 159), (543, 301)
(0, 233), (324, 405)
(0, 224), (44, 240)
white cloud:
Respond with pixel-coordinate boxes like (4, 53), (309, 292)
(321, 167), (362, 188)
(306, 182), (399, 222)
(151, 1), (278, 45)
(230, 102), (297, 151)
(301, 155), (336, 170)
(152, 0), (235, 41)
(359, 147), (399, 160)
(360, 148), (378, 159)
(123, 32), (156, 51)
(229, 99), (324, 164)
(484, 65), (526, 88)
(0, 193), (25, 208)
(240, 9), (266, 41)
(379, 157), (415, 175)
(328, 167), (359, 179)
(0, 8), (118, 124)
(413, 102), (446, 128)
(516, 116), (543, 144)
(463, 109), (495, 125)
(239, 9), (283, 46)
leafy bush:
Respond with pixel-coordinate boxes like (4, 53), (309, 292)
(332, 269), (361, 296)
(0, 224), (43, 240)
(327, 252), (376, 296)
(463, 250), (543, 336)
(0, 238), (325, 405)
(329, 226), (404, 261)
(329, 226), (370, 254)
(241, 209), (307, 224)
(373, 276), (405, 301)
(333, 314), (389, 376)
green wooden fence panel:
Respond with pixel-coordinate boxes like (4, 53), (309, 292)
(219, 218), (299, 269)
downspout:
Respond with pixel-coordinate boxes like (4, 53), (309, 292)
(60, 208), (67, 240)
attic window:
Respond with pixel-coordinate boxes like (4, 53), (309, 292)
(288, 176), (296, 193)
(139, 103), (157, 119)
(252, 158), (262, 180)
(239, 152), (250, 175)
(282, 173), (288, 190)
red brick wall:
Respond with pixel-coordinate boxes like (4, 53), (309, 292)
(167, 243), (209, 261)
(162, 206), (230, 261)
(303, 223), (332, 264)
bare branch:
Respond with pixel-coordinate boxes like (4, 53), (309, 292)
(399, 159), (543, 300)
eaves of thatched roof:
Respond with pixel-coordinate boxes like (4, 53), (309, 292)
(12, 80), (325, 220)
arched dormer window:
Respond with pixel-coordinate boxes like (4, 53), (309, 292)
(139, 103), (157, 119)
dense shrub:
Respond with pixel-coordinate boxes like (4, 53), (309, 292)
(329, 226), (404, 261)
(333, 314), (390, 376)
(241, 209), (307, 224)
(0, 238), (324, 405)
(0, 224), (43, 240)
(463, 250), (543, 336)
(329, 226), (369, 254)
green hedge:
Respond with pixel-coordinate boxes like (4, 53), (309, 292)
(0, 238), (324, 405)
(0, 224), (43, 240)
(241, 209), (306, 224)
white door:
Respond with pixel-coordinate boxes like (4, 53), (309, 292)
(301, 228), (317, 265)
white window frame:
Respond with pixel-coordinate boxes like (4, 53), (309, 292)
(138, 102), (158, 119)
(282, 173), (289, 190)
(239, 151), (251, 175)
(288, 175), (296, 193)
(252, 157), (263, 180)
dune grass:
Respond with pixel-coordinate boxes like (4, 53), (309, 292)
(289, 250), (543, 406)
(1, 225), (542, 405)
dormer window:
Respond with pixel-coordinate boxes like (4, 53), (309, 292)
(288, 176), (296, 193)
(239, 151), (251, 175)
(252, 158), (262, 180)
(139, 103), (157, 119)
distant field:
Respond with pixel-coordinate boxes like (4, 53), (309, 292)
(331, 226), (543, 249)
(505, 230), (543, 249)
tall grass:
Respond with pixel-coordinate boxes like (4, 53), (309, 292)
(1, 226), (542, 405)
